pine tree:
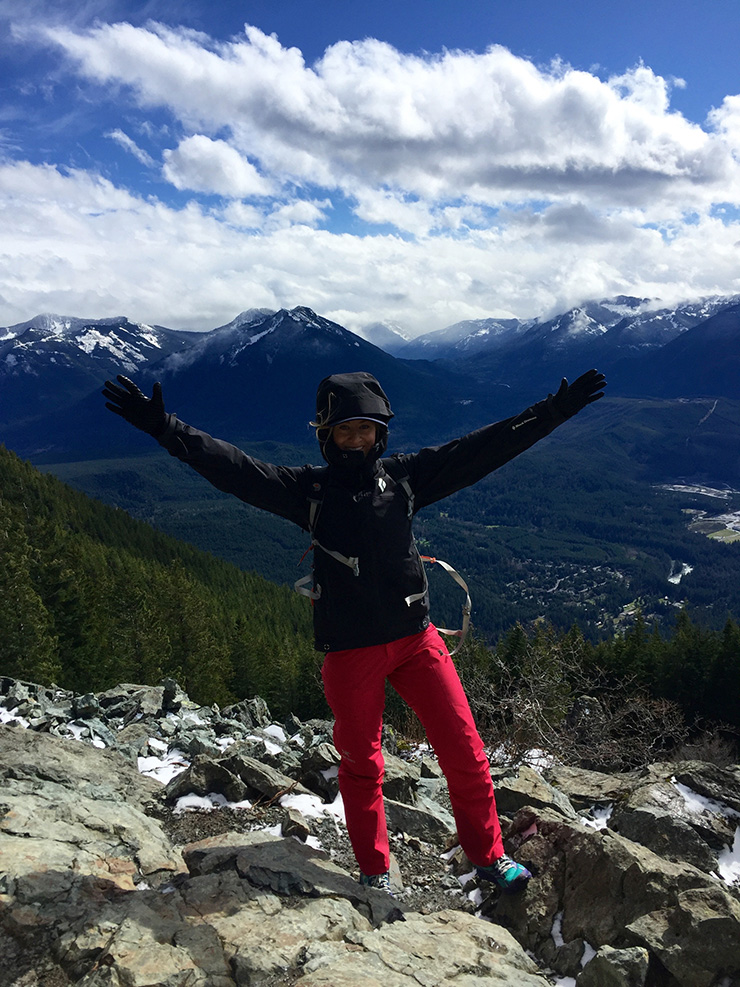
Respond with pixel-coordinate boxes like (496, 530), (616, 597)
(0, 497), (60, 683)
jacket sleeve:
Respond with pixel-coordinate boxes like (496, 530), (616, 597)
(395, 396), (567, 511)
(155, 416), (311, 529)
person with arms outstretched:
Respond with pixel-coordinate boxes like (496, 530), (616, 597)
(103, 367), (606, 895)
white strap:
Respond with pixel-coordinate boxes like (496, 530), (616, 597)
(294, 573), (321, 600)
(406, 556), (472, 656)
(313, 540), (360, 577)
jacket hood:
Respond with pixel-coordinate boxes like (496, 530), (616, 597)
(313, 372), (393, 465)
(314, 372), (394, 429)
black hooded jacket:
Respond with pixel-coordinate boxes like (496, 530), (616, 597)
(155, 389), (568, 652)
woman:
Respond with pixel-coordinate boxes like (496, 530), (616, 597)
(103, 367), (606, 895)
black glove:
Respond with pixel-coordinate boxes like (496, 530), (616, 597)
(102, 375), (168, 436)
(548, 369), (607, 420)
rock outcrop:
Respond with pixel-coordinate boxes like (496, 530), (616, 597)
(1, 676), (739, 987)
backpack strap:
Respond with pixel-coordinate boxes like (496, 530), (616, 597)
(294, 461), (473, 654)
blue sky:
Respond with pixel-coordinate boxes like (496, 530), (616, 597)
(1, 0), (740, 336)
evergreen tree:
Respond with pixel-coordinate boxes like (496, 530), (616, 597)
(0, 497), (60, 683)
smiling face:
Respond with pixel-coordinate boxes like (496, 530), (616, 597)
(332, 419), (378, 456)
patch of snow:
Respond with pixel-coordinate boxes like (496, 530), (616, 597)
(0, 706), (29, 728)
(138, 747), (190, 784)
(247, 733), (283, 755)
(581, 803), (613, 830)
(263, 724), (287, 743)
(280, 790), (346, 825)
(173, 791), (253, 814)
(718, 827), (740, 885)
(551, 911), (565, 947)
(581, 942), (597, 967)
(523, 749), (557, 769)
(671, 778), (738, 819)
(467, 887), (484, 907)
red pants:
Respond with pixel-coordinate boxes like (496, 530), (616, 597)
(321, 624), (504, 876)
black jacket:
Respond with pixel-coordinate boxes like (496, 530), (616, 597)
(157, 397), (566, 651)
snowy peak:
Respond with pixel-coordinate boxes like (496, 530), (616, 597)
(398, 316), (530, 360)
(354, 321), (411, 354)
(0, 315), (201, 378)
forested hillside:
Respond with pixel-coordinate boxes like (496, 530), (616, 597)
(0, 445), (323, 716)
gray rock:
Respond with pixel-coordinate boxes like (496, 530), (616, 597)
(576, 945), (650, 986)
(544, 764), (639, 809)
(282, 806), (311, 841)
(185, 833), (404, 928)
(3, 675), (740, 987)
(382, 751), (421, 805)
(298, 908), (552, 986)
(72, 692), (101, 719)
(164, 754), (250, 804)
(491, 764), (579, 820)
(493, 807), (740, 987)
(220, 750), (314, 800)
(620, 773), (736, 851)
(385, 796), (456, 844)
(222, 695), (272, 729)
(625, 885), (740, 987)
(609, 804), (718, 871)
(0, 725), (185, 889)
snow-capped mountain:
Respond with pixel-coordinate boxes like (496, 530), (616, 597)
(353, 321), (411, 354)
(3, 295), (740, 461)
(147, 306), (472, 446)
(397, 296), (740, 366)
(397, 316), (531, 360)
(0, 314), (205, 427)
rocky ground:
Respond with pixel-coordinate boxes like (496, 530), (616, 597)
(4, 678), (740, 987)
(157, 787), (482, 918)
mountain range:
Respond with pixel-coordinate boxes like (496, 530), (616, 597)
(1, 293), (740, 469)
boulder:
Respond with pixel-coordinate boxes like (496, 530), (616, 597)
(492, 764), (579, 820)
(576, 944), (650, 986)
(0, 725), (185, 889)
(492, 807), (740, 987)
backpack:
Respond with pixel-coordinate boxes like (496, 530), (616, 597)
(294, 458), (471, 654)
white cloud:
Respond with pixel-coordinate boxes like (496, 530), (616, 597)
(1, 160), (739, 337)
(162, 134), (273, 197)
(41, 23), (740, 214)
(106, 127), (155, 166)
(708, 95), (740, 155)
(2, 17), (740, 335)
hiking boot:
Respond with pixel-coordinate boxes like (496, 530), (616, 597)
(475, 854), (532, 893)
(359, 870), (394, 895)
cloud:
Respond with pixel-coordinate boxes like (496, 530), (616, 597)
(162, 135), (273, 197)
(1, 16), (740, 336)
(1, 160), (739, 337)
(708, 95), (740, 155)
(106, 128), (156, 166)
(41, 22), (740, 214)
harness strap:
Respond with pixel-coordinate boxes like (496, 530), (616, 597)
(405, 555), (472, 656)
(295, 466), (473, 655)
